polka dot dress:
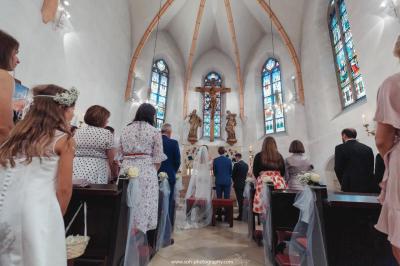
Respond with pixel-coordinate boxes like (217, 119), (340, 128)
(73, 125), (113, 184)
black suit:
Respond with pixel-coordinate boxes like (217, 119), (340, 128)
(334, 139), (374, 193)
(232, 160), (249, 219)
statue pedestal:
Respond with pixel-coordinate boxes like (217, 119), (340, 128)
(226, 138), (237, 146)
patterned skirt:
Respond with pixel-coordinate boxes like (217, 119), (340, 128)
(253, 171), (287, 214)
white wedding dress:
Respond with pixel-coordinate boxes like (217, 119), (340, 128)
(175, 146), (212, 229)
(0, 132), (67, 266)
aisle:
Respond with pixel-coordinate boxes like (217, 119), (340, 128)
(150, 222), (268, 266)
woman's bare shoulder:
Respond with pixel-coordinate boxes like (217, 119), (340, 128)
(0, 70), (13, 88)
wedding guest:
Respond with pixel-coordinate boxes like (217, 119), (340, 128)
(0, 84), (77, 265)
(158, 123), (181, 228)
(373, 153), (385, 193)
(105, 125), (120, 181)
(73, 105), (116, 183)
(120, 103), (166, 257)
(334, 128), (374, 192)
(0, 30), (20, 144)
(285, 140), (313, 190)
(252, 136), (286, 213)
(374, 35), (400, 263)
(232, 153), (248, 220)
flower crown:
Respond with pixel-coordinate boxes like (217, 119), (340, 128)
(35, 87), (79, 106)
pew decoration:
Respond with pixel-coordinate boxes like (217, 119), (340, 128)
(296, 172), (321, 186)
(261, 184), (274, 265)
(158, 172), (168, 182)
(116, 167), (140, 185)
(243, 178), (255, 239)
(65, 202), (90, 259)
(156, 176), (172, 251)
(288, 186), (328, 266)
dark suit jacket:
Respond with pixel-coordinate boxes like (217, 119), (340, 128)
(232, 160), (249, 189)
(334, 139), (374, 193)
(213, 155), (232, 185)
(158, 135), (181, 185)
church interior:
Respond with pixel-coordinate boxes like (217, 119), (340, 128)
(1, 0), (400, 265)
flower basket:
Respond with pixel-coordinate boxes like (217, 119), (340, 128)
(66, 202), (90, 259)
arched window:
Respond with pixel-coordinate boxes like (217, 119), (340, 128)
(203, 72), (222, 138)
(150, 59), (169, 128)
(262, 58), (286, 134)
(328, 0), (365, 108)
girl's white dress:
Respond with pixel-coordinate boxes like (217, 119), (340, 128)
(0, 131), (67, 266)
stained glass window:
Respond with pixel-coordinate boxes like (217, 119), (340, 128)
(203, 72), (222, 138)
(329, 0), (365, 108)
(262, 58), (286, 134)
(150, 59), (169, 128)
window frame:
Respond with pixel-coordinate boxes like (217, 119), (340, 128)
(202, 71), (223, 139)
(261, 58), (286, 135)
(328, 0), (366, 109)
(150, 59), (169, 129)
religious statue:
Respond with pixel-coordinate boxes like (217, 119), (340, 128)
(187, 109), (202, 144)
(195, 84), (231, 142)
(225, 110), (237, 145)
(209, 87), (218, 119)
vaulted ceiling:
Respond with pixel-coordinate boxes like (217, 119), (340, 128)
(126, 0), (307, 113)
(129, 0), (306, 69)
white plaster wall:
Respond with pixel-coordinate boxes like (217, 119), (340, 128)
(122, 31), (185, 140)
(187, 49), (242, 146)
(0, 0), (132, 131)
(243, 34), (309, 164)
(301, 0), (400, 189)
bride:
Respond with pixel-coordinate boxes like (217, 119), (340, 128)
(176, 146), (212, 229)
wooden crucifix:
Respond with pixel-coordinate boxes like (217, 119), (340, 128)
(195, 84), (231, 142)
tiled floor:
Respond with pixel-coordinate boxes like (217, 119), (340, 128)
(150, 221), (268, 266)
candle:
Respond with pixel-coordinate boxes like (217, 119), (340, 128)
(361, 114), (367, 125)
(249, 145), (253, 152)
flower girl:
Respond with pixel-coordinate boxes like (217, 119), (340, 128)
(0, 84), (78, 266)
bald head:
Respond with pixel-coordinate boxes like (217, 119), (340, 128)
(161, 123), (172, 137)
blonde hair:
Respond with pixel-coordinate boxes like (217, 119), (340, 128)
(0, 84), (74, 167)
(395, 35), (400, 59)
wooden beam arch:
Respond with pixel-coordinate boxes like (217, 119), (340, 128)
(182, 0), (207, 117)
(125, 0), (174, 101)
(223, 0), (244, 119)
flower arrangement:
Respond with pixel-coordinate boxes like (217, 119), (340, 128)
(296, 172), (321, 186)
(119, 167), (139, 180)
(158, 172), (168, 182)
(245, 176), (256, 184)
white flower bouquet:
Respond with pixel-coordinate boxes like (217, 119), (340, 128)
(245, 176), (256, 184)
(158, 172), (168, 182)
(118, 167), (139, 180)
(296, 171), (321, 186)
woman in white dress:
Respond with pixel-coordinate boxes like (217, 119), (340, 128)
(0, 84), (78, 266)
(73, 105), (116, 184)
(0, 30), (19, 144)
(120, 103), (166, 265)
(176, 146), (212, 229)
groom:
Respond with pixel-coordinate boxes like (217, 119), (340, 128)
(213, 147), (232, 220)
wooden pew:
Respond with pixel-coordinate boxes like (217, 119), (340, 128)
(64, 182), (128, 266)
(269, 185), (327, 266)
(324, 192), (396, 266)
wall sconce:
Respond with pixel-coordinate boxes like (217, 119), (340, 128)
(362, 114), (376, 136)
